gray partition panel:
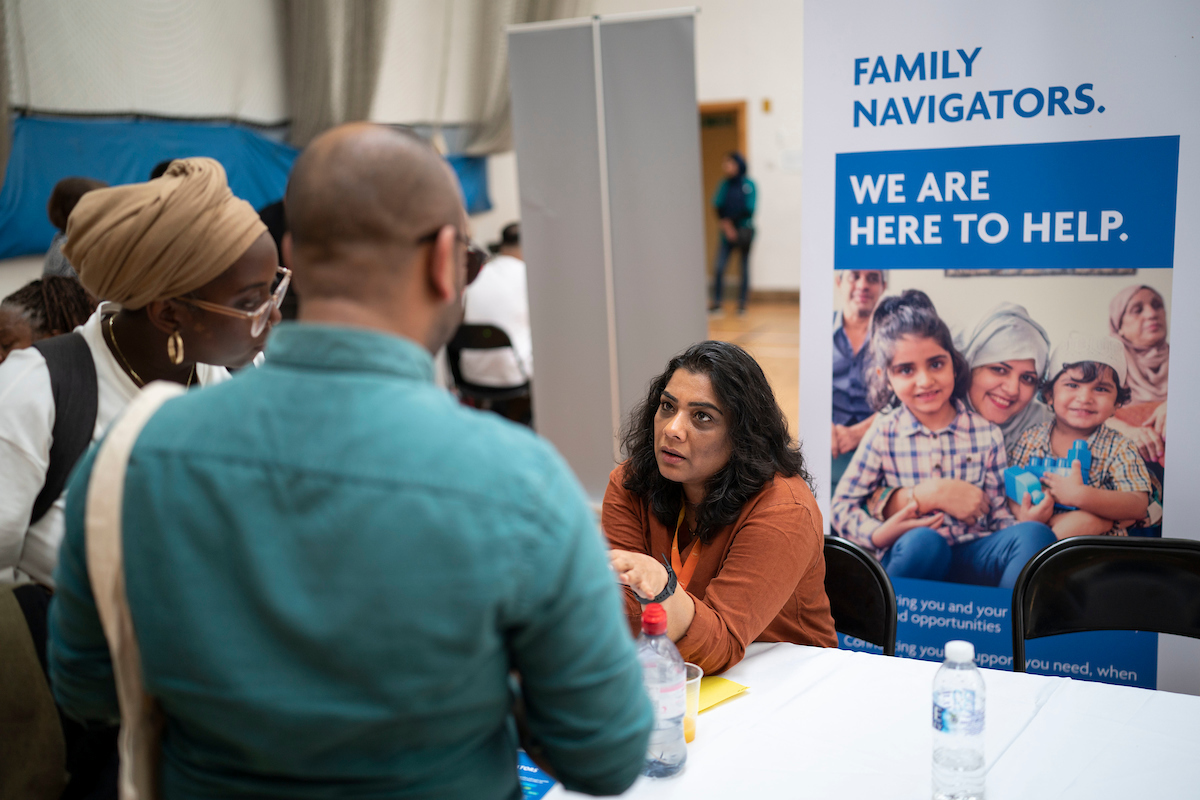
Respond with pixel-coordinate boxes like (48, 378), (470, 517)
(599, 15), (708, 416)
(508, 24), (615, 498)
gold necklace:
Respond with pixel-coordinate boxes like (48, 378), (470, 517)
(107, 315), (195, 388)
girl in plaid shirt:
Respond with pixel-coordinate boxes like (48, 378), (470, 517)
(831, 291), (1055, 588)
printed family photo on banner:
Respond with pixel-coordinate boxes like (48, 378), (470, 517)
(810, 128), (1180, 685)
(831, 267), (1170, 562)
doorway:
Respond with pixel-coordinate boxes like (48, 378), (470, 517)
(698, 101), (747, 292)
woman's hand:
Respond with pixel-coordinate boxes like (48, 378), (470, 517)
(609, 549), (669, 601)
(609, 548), (696, 642)
(833, 416), (874, 459)
(1108, 415), (1164, 463)
(870, 501), (944, 550)
(1145, 402), (1168, 436)
(923, 478), (991, 525)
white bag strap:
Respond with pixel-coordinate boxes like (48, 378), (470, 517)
(85, 381), (185, 800)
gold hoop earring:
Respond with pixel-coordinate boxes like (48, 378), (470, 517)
(167, 331), (185, 365)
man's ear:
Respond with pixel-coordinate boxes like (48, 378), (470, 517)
(427, 224), (458, 303)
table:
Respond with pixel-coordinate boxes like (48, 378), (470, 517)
(550, 642), (1200, 799)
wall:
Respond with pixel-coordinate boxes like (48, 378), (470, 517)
(468, 151), (521, 247)
(5, 2), (767, 273)
(5, 0), (286, 122)
(370, 0), (485, 125)
(868, 270), (1175, 355)
(0, 256), (41, 299)
(581, 0), (805, 291)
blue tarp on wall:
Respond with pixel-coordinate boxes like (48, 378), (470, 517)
(0, 116), (491, 259)
(446, 153), (492, 216)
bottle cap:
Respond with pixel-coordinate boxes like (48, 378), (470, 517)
(944, 640), (975, 663)
(642, 603), (668, 635)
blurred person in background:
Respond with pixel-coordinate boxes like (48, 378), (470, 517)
(49, 123), (651, 800)
(709, 152), (756, 316)
(461, 221), (532, 387)
(258, 198), (300, 319)
(0, 276), (98, 363)
(831, 270), (887, 488)
(42, 177), (108, 279)
(1106, 285), (1170, 466)
(149, 158), (178, 180)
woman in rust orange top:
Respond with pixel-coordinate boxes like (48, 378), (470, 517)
(606, 341), (837, 675)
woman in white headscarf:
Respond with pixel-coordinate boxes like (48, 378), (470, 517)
(957, 302), (1053, 447)
(1106, 285), (1168, 464)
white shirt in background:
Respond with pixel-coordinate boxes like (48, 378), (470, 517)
(0, 303), (231, 587)
(460, 253), (533, 388)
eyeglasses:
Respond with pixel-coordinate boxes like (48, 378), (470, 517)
(178, 266), (291, 337)
(416, 226), (490, 285)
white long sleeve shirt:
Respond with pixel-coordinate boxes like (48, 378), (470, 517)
(0, 304), (230, 587)
(460, 254), (533, 388)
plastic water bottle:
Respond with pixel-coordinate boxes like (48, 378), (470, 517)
(637, 603), (687, 778)
(932, 640), (986, 800)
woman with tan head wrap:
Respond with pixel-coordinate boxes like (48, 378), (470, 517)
(0, 157), (285, 589)
(1105, 284), (1169, 465)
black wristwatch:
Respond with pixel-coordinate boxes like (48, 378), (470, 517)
(637, 555), (678, 605)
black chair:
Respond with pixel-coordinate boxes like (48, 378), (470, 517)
(446, 325), (532, 423)
(824, 536), (897, 656)
(1011, 536), (1200, 672)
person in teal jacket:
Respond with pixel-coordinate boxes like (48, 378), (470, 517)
(48, 124), (653, 800)
(710, 151), (757, 315)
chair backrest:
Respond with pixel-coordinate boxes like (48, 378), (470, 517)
(1011, 536), (1200, 672)
(450, 323), (515, 352)
(445, 324), (530, 401)
(823, 536), (897, 656)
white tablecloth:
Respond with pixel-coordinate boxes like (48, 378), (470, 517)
(551, 642), (1200, 799)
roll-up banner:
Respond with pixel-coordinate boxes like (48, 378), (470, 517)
(509, 10), (707, 501)
(801, 0), (1200, 690)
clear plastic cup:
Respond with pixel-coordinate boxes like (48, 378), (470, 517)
(683, 662), (703, 743)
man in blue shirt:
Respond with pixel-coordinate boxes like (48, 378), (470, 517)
(49, 124), (652, 799)
(831, 269), (887, 489)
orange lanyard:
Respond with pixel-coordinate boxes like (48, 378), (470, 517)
(671, 505), (704, 590)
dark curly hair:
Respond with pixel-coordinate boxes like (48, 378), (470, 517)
(865, 289), (970, 412)
(619, 340), (808, 543)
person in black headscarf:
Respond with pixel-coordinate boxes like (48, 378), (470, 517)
(710, 152), (757, 316)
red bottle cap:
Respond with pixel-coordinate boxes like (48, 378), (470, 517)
(642, 603), (668, 635)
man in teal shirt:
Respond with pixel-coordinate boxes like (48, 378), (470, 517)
(49, 124), (652, 799)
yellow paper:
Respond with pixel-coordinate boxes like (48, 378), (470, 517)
(698, 676), (748, 712)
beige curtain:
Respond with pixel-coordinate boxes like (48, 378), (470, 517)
(462, 0), (590, 155)
(343, 0), (388, 124)
(282, 0), (389, 148)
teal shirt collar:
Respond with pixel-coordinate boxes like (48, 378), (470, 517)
(264, 322), (435, 383)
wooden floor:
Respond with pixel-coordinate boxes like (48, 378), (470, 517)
(707, 299), (801, 441)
